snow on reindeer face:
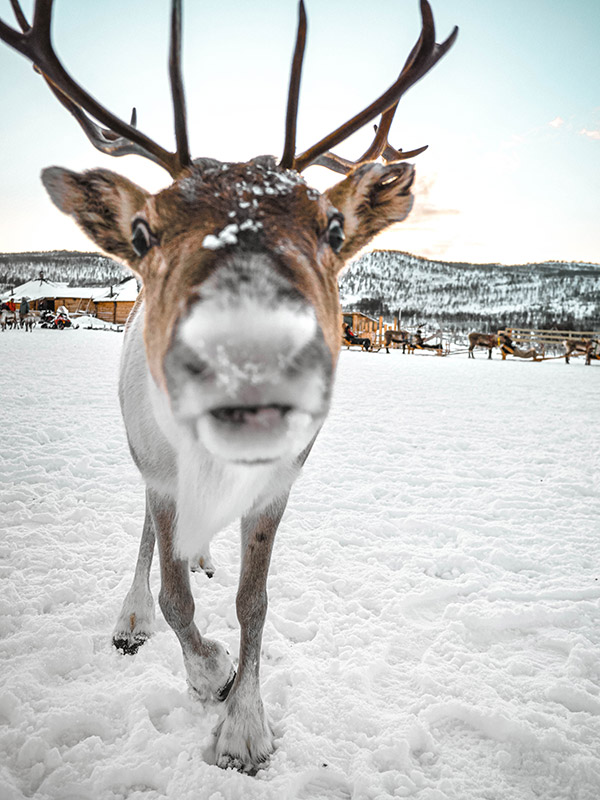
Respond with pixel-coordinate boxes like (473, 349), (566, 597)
(139, 157), (343, 464)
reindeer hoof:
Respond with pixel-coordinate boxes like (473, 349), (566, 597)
(112, 632), (149, 655)
(213, 699), (274, 773)
(190, 555), (215, 578)
(216, 752), (268, 775)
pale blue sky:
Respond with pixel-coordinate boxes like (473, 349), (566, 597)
(1, 0), (599, 264)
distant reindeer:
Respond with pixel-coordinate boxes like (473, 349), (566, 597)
(468, 332), (496, 359)
(0, 0), (456, 774)
(384, 328), (411, 353)
(21, 313), (37, 332)
(564, 338), (597, 365)
(0, 309), (17, 331)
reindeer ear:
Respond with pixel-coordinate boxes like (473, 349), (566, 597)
(41, 167), (150, 264)
(324, 162), (415, 266)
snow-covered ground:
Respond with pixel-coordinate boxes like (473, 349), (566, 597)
(1, 330), (599, 800)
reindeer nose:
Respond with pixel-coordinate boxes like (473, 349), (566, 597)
(179, 300), (317, 389)
(162, 255), (333, 457)
(178, 255), (319, 389)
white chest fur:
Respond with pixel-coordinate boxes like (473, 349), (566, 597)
(147, 365), (300, 560)
(174, 436), (299, 560)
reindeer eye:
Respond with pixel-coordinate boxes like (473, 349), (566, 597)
(131, 219), (155, 257)
(327, 217), (345, 254)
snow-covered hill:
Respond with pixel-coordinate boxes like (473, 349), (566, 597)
(340, 250), (600, 332)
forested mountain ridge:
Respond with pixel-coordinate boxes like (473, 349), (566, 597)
(340, 250), (600, 332)
(0, 251), (127, 291)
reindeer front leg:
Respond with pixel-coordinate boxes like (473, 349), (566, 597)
(153, 489), (236, 702)
(214, 492), (289, 773)
(112, 489), (157, 654)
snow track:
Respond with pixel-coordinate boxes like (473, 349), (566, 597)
(1, 331), (599, 799)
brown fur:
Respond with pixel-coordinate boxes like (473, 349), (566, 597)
(468, 332), (496, 359)
(384, 329), (411, 353)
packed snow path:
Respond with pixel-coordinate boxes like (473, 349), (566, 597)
(1, 330), (599, 800)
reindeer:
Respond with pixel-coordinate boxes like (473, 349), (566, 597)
(468, 332), (496, 359)
(384, 328), (411, 353)
(1, 0), (457, 774)
(0, 308), (18, 331)
(564, 338), (597, 365)
(21, 313), (37, 332)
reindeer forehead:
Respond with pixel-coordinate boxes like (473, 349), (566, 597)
(152, 159), (327, 236)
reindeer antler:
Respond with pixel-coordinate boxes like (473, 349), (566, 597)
(0, 0), (192, 177)
(2, 0), (457, 179)
(281, 0), (458, 174)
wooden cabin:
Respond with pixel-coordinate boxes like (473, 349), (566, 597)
(47, 287), (98, 316)
(1, 275), (139, 325)
(342, 311), (380, 333)
(3, 277), (98, 315)
(92, 278), (138, 324)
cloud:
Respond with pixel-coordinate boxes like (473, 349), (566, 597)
(407, 176), (460, 222)
(549, 116), (565, 128)
(412, 204), (461, 220)
(580, 128), (600, 140)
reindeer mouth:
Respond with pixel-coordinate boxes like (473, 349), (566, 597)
(210, 404), (292, 427)
(198, 403), (314, 463)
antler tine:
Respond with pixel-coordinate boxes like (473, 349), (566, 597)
(352, 1), (433, 166)
(9, 0), (29, 32)
(281, 0), (307, 170)
(0, 0), (189, 177)
(306, 152), (358, 176)
(371, 1), (457, 164)
(292, 0), (458, 174)
(353, 4), (433, 167)
(47, 90), (178, 167)
(308, 140), (427, 175)
(169, 0), (191, 171)
(381, 138), (428, 162)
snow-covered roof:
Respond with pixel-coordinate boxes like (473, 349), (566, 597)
(342, 309), (380, 323)
(1, 278), (67, 302)
(56, 286), (100, 299)
(92, 278), (139, 303)
(1, 277), (139, 303)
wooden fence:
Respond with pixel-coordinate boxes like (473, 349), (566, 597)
(497, 328), (600, 361)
